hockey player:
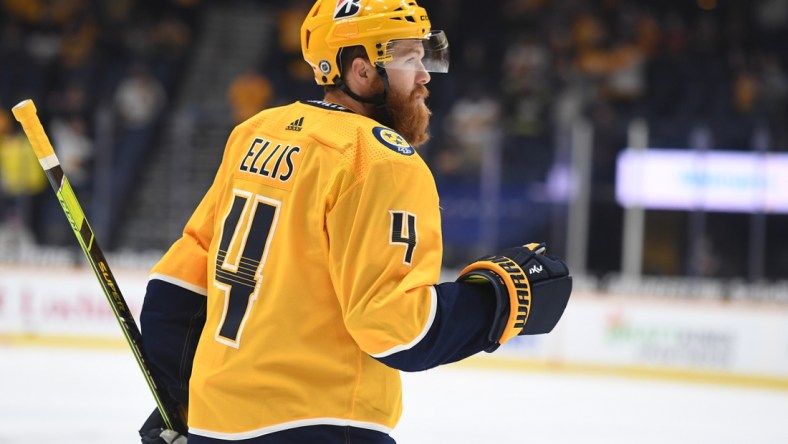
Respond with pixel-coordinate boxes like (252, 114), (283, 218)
(139, 0), (572, 443)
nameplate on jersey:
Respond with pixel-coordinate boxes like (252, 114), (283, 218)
(239, 137), (301, 190)
(301, 100), (352, 113)
(373, 127), (414, 156)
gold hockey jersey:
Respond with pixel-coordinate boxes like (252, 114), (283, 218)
(149, 100), (445, 439)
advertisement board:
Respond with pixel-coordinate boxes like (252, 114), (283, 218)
(2, 267), (787, 386)
(616, 148), (788, 213)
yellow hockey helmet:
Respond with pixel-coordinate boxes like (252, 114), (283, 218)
(301, 0), (449, 85)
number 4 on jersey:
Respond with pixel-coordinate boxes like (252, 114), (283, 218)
(389, 210), (417, 265)
(214, 190), (280, 348)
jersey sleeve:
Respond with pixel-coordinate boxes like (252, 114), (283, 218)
(140, 279), (206, 405)
(327, 156), (498, 371)
(378, 280), (498, 371)
(140, 175), (221, 405)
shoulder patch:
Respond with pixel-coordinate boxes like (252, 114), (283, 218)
(372, 127), (414, 156)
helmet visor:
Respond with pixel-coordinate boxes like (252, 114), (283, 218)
(378, 30), (449, 74)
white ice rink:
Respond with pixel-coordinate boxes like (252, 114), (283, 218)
(2, 345), (788, 444)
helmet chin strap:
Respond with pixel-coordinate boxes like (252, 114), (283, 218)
(338, 65), (394, 127)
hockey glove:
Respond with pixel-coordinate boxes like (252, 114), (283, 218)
(458, 243), (572, 351)
(140, 408), (187, 444)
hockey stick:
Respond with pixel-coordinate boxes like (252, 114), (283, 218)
(12, 99), (187, 434)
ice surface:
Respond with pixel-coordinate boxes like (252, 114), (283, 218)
(2, 346), (787, 443)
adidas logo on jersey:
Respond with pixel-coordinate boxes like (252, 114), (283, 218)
(286, 117), (304, 131)
(529, 264), (543, 275)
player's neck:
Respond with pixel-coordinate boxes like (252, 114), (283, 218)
(323, 90), (376, 118)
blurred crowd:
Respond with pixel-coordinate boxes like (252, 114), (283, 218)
(0, 0), (199, 246)
(426, 0), (787, 277)
(2, 0), (787, 279)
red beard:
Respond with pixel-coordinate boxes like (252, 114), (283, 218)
(379, 84), (432, 148)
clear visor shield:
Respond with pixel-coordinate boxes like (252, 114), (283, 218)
(378, 30), (450, 73)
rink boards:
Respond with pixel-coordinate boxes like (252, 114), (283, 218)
(1, 266), (787, 390)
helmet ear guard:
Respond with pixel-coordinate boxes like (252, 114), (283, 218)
(301, 0), (449, 86)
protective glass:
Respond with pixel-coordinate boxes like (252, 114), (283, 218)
(378, 30), (450, 73)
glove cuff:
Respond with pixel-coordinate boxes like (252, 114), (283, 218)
(459, 254), (532, 346)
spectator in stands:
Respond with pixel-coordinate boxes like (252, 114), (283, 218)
(440, 87), (500, 178)
(108, 62), (167, 240)
(0, 109), (46, 246)
(149, 16), (194, 85)
(500, 31), (554, 183)
(50, 115), (93, 193)
(114, 63), (167, 130)
(228, 67), (273, 124)
(267, 1), (320, 103)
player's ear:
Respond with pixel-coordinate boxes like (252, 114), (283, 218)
(351, 57), (369, 78)
(347, 57), (376, 89)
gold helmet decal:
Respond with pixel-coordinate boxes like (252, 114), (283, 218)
(301, 0), (449, 85)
